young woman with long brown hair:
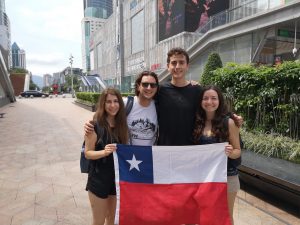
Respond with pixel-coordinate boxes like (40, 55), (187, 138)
(84, 88), (128, 225)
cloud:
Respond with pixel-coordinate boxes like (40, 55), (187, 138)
(6, 0), (83, 75)
(27, 53), (64, 65)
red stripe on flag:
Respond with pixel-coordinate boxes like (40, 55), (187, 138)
(119, 182), (231, 225)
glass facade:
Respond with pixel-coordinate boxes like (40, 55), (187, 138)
(82, 0), (112, 73)
(83, 0), (113, 19)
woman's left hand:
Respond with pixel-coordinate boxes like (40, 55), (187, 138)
(225, 145), (233, 156)
(104, 144), (117, 156)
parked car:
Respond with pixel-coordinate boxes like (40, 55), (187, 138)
(20, 90), (49, 97)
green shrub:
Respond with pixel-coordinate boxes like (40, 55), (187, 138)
(241, 130), (300, 164)
(76, 92), (134, 105)
(76, 92), (100, 104)
(201, 52), (223, 85)
(213, 61), (300, 139)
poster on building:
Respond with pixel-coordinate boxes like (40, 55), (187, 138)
(158, 0), (185, 41)
(158, 0), (230, 41)
(185, 0), (230, 32)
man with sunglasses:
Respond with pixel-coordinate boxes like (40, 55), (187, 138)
(125, 71), (159, 145)
(84, 71), (159, 146)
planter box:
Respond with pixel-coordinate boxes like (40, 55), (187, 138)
(74, 100), (96, 112)
(10, 73), (26, 96)
(239, 150), (300, 207)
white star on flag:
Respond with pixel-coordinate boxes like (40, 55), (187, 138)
(126, 154), (143, 171)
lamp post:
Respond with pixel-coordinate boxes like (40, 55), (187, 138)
(69, 54), (74, 97)
(293, 20), (298, 57)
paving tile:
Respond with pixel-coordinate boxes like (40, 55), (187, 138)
(56, 206), (91, 225)
(0, 212), (12, 225)
(0, 197), (34, 217)
(34, 205), (57, 221)
(0, 179), (19, 190)
(12, 218), (57, 225)
(11, 206), (34, 225)
(36, 193), (73, 208)
(35, 186), (54, 203)
(20, 182), (51, 194)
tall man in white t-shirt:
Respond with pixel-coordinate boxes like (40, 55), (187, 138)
(85, 71), (159, 146)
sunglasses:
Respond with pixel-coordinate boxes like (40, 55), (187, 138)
(141, 82), (158, 88)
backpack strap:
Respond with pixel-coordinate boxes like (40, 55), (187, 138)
(125, 96), (134, 116)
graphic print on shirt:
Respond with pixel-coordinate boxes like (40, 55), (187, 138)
(129, 118), (156, 140)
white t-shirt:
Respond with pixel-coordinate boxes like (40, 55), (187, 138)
(124, 96), (158, 146)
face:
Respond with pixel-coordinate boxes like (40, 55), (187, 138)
(138, 75), (158, 100)
(167, 54), (189, 80)
(201, 89), (220, 113)
(105, 94), (120, 117)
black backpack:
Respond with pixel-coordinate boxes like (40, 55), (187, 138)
(80, 96), (134, 173)
(125, 95), (134, 116)
(80, 122), (104, 173)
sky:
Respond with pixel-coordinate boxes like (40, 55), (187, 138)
(6, 0), (83, 76)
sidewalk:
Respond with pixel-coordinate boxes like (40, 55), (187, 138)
(0, 97), (298, 225)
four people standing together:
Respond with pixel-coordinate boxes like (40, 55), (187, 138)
(84, 47), (242, 225)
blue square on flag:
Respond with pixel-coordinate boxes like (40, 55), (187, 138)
(116, 144), (153, 183)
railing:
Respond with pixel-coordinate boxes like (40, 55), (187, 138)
(196, 0), (293, 34)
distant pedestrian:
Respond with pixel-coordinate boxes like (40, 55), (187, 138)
(84, 88), (128, 225)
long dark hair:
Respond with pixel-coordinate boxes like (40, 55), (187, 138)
(193, 85), (229, 143)
(93, 88), (128, 144)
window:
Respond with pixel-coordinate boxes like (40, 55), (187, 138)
(131, 10), (144, 54)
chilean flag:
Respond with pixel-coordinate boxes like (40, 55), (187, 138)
(113, 143), (231, 225)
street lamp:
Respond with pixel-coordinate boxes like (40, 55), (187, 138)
(293, 20), (298, 57)
(69, 54), (74, 97)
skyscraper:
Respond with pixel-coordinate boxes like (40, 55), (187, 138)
(83, 0), (113, 18)
(81, 0), (113, 73)
(0, 0), (11, 68)
(0, 0), (15, 106)
(11, 42), (26, 69)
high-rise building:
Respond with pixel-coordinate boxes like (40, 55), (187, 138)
(11, 42), (26, 69)
(81, 0), (113, 73)
(0, 0), (11, 68)
(83, 0), (113, 19)
(43, 74), (53, 88)
(0, 0), (15, 106)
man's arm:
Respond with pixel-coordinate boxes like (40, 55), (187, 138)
(228, 112), (243, 128)
(84, 119), (95, 135)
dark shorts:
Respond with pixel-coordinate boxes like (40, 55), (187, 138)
(86, 168), (116, 199)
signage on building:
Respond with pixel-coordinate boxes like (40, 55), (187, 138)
(158, 0), (229, 42)
(278, 29), (300, 39)
(150, 63), (162, 71)
(127, 57), (145, 73)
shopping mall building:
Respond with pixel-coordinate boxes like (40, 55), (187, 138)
(88, 0), (300, 92)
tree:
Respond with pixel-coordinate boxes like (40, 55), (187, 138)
(29, 77), (40, 90)
(201, 52), (223, 85)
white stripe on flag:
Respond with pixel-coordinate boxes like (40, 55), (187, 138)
(152, 143), (227, 184)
